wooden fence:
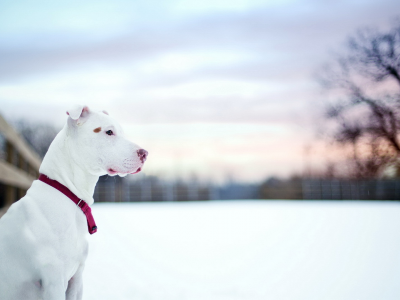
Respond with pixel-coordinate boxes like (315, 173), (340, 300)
(0, 114), (41, 215)
(94, 176), (215, 202)
(302, 179), (400, 200)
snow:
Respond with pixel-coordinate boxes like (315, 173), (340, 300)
(83, 200), (400, 300)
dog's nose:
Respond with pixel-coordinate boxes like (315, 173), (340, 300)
(137, 149), (148, 163)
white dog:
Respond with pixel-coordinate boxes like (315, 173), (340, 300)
(0, 105), (147, 300)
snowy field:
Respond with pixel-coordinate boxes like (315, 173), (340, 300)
(83, 200), (400, 300)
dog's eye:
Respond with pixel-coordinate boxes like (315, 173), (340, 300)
(106, 130), (113, 136)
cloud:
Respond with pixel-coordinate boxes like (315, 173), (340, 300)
(1, 0), (399, 82)
(112, 92), (313, 125)
(1, 0), (399, 179)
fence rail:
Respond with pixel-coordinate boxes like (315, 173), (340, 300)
(0, 114), (41, 213)
(302, 179), (400, 200)
(94, 177), (400, 203)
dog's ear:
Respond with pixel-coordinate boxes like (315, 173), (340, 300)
(66, 105), (90, 125)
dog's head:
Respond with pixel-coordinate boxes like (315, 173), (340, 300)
(66, 105), (147, 177)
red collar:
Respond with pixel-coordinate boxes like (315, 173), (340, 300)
(38, 174), (97, 235)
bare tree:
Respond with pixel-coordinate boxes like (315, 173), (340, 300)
(13, 120), (59, 159)
(318, 20), (400, 178)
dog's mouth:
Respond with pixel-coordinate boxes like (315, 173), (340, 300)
(108, 167), (141, 175)
(131, 167), (141, 174)
(108, 168), (118, 175)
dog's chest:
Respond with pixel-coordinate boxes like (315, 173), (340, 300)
(23, 181), (90, 265)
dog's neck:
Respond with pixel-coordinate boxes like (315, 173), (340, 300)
(39, 125), (98, 206)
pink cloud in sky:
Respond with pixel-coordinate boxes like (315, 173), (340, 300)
(0, 0), (399, 181)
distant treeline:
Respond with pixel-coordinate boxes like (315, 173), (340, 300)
(94, 175), (260, 202)
(260, 177), (400, 200)
(94, 175), (400, 202)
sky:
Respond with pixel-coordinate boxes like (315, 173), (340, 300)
(0, 0), (399, 183)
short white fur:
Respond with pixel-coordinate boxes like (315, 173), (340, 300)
(0, 105), (146, 300)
